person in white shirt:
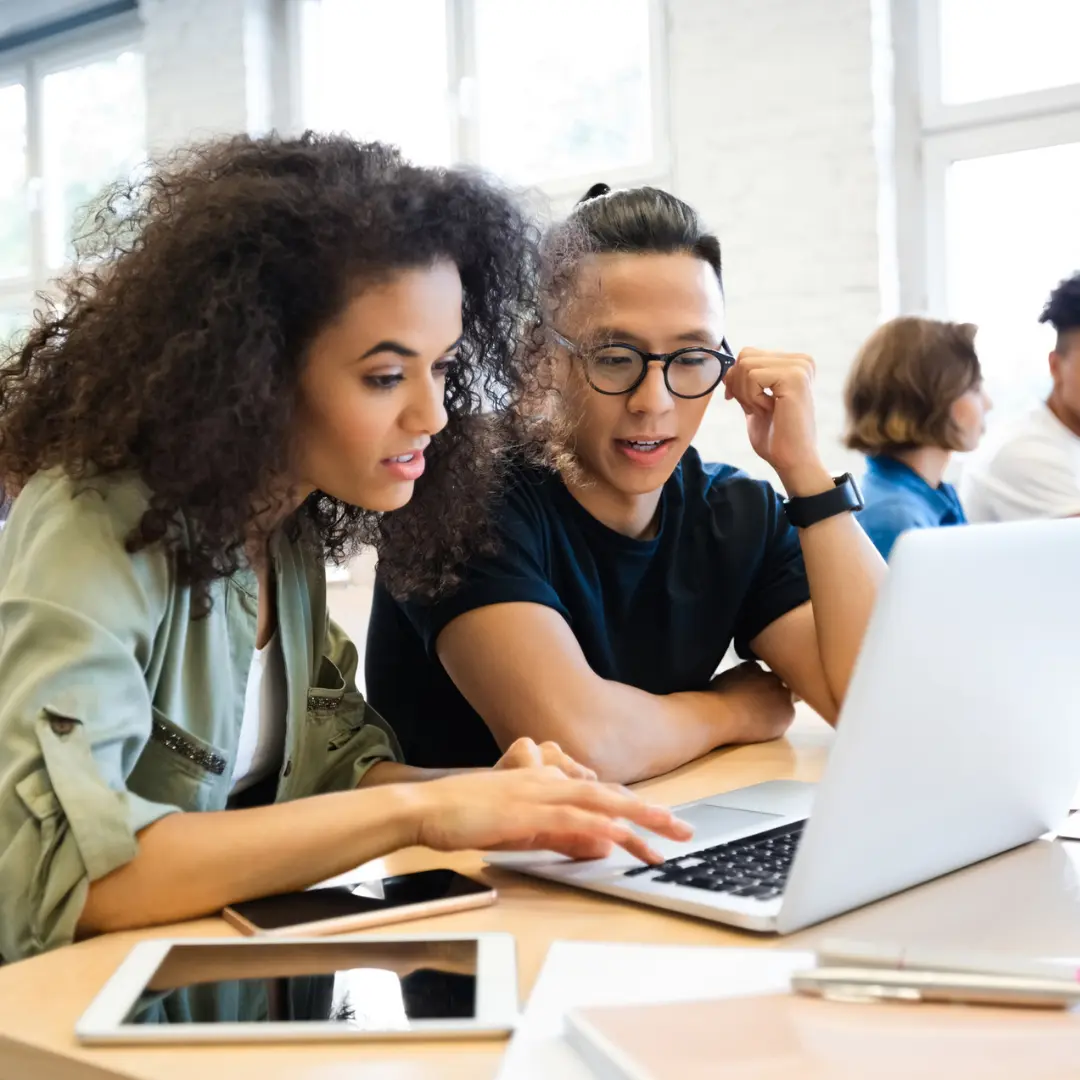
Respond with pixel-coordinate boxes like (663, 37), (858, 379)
(962, 273), (1080, 521)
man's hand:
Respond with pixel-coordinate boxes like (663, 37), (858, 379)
(708, 661), (795, 745)
(493, 736), (598, 779)
(724, 348), (832, 496)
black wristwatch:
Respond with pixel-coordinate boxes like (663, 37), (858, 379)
(783, 473), (864, 529)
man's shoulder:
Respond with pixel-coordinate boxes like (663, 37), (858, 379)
(681, 447), (780, 508)
(493, 458), (564, 526)
(982, 408), (1080, 479)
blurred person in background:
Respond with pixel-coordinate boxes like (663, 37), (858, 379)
(962, 273), (1080, 521)
(0, 135), (687, 963)
(844, 316), (991, 559)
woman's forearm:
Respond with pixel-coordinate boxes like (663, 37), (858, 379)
(359, 761), (466, 785)
(77, 785), (424, 935)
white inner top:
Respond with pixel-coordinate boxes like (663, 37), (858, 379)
(230, 630), (288, 795)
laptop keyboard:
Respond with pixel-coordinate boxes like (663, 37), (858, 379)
(623, 820), (806, 901)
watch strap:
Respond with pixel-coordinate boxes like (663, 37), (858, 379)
(784, 473), (864, 529)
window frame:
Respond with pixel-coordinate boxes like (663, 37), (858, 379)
(0, 12), (142, 324)
(294, 0), (671, 197)
(906, 0), (1080, 317)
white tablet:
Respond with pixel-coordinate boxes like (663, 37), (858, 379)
(75, 933), (518, 1044)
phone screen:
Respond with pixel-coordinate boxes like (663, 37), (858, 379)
(228, 869), (492, 931)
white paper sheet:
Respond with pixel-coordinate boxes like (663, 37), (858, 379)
(496, 941), (811, 1080)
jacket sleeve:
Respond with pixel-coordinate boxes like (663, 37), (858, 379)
(321, 616), (401, 791)
(0, 474), (179, 961)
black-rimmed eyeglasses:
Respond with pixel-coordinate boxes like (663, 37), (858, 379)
(550, 329), (736, 400)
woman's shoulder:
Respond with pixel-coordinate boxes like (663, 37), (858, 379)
(12, 468), (153, 533)
(856, 492), (932, 532)
(1, 469), (169, 593)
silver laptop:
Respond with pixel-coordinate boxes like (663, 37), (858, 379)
(488, 518), (1080, 934)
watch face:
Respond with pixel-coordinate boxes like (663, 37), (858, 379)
(846, 473), (864, 509)
(840, 473), (865, 510)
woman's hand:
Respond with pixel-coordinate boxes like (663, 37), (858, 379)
(405, 767), (693, 863)
(493, 736), (598, 780)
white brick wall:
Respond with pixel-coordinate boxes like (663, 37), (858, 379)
(667, 0), (886, 478)
(140, 0), (280, 154)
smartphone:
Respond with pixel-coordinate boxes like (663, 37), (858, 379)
(792, 967), (1080, 1010)
(222, 869), (496, 937)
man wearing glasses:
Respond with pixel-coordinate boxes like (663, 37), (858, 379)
(366, 185), (885, 783)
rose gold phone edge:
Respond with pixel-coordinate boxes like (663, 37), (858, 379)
(221, 886), (498, 937)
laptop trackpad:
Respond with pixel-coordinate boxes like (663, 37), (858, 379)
(674, 804), (783, 841)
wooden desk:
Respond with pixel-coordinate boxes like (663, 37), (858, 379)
(6, 710), (1080, 1080)
(0, 715), (833, 1080)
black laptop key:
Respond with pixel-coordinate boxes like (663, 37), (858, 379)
(675, 878), (735, 894)
(622, 819), (807, 890)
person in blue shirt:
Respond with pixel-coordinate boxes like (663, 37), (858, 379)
(844, 316), (993, 560)
(366, 183), (887, 783)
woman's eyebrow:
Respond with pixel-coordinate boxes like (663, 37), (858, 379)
(360, 340), (418, 360)
(359, 336), (463, 361)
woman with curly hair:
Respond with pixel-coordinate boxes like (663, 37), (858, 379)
(0, 134), (687, 962)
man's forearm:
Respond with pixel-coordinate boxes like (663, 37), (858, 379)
(503, 682), (735, 785)
(783, 465), (887, 706)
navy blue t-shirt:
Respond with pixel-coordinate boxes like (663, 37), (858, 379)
(365, 448), (811, 768)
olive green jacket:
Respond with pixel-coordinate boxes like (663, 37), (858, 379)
(0, 471), (399, 962)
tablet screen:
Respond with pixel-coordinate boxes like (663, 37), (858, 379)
(121, 939), (478, 1030)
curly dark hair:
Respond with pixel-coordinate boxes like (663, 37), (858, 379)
(0, 132), (544, 606)
(1040, 271), (1080, 342)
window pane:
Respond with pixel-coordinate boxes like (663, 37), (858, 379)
(301, 0), (451, 166)
(945, 142), (1080, 423)
(0, 84), (29, 280)
(0, 306), (30, 345)
(475, 0), (653, 185)
(940, 0), (1080, 104)
(42, 48), (145, 268)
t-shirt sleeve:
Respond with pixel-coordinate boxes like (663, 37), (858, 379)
(971, 436), (1080, 520)
(733, 484), (812, 658)
(399, 478), (570, 656)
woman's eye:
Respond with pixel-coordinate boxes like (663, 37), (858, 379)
(433, 355), (459, 377)
(363, 373), (405, 390)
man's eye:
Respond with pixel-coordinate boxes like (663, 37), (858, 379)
(673, 350), (712, 367)
(593, 348), (639, 367)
